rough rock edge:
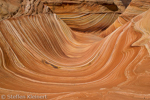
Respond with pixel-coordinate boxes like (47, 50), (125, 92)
(0, 0), (52, 21)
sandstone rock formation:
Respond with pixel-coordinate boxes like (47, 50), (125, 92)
(99, 0), (150, 37)
(0, 0), (150, 100)
(0, 0), (52, 21)
(42, 0), (125, 34)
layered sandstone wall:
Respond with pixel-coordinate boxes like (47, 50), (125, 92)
(41, 0), (125, 33)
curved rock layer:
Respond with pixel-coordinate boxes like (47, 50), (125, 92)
(0, 0), (150, 100)
(42, 0), (125, 33)
(100, 0), (150, 37)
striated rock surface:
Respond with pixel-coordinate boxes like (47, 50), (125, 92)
(41, 0), (125, 34)
(0, 0), (150, 100)
(99, 0), (150, 37)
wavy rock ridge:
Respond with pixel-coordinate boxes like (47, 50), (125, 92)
(100, 0), (150, 37)
(0, 0), (150, 100)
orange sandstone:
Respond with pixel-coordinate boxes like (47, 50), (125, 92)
(0, 0), (150, 100)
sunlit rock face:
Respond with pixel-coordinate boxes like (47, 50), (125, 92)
(0, 0), (21, 20)
(0, 0), (52, 21)
(0, 0), (150, 100)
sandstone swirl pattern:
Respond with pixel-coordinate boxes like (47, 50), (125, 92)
(100, 0), (150, 37)
(0, 0), (150, 100)
(42, 0), (125, 34)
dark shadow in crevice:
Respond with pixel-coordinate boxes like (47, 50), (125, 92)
(101, 3), (118, 11)
(121, 0), (131, 8)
